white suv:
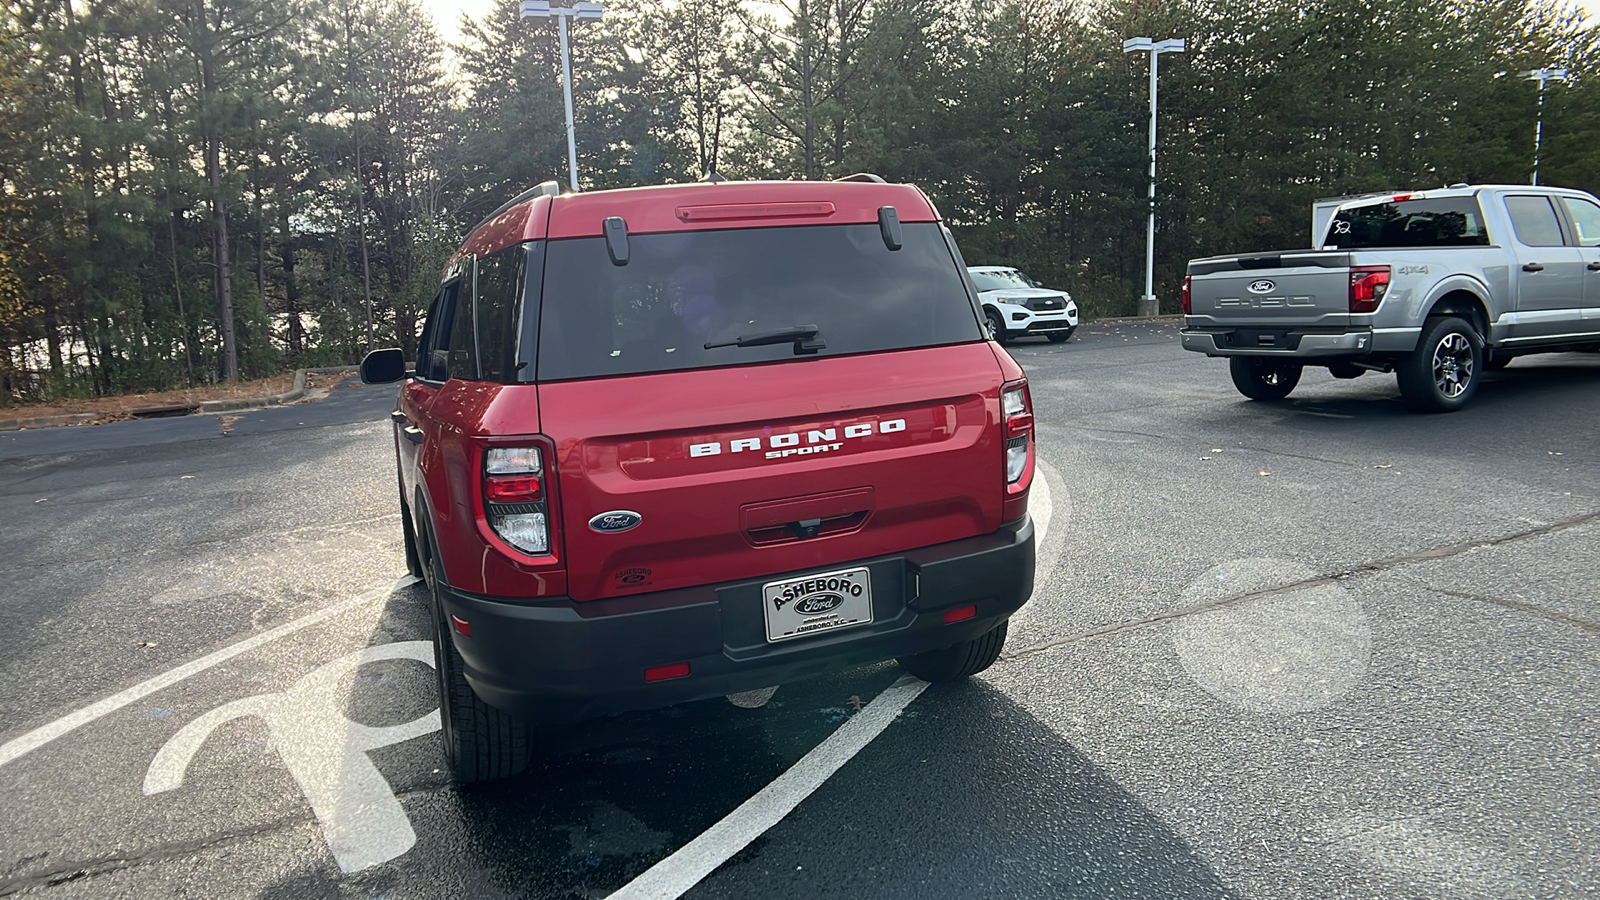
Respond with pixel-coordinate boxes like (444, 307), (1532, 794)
(968, 266), (1079, 344)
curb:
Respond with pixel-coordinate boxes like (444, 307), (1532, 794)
(0, 366), (359, 432)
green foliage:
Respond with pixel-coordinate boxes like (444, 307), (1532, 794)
(2, 0), (1596, 402)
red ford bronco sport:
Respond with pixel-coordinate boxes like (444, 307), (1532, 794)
(360, 176), (1037, 783)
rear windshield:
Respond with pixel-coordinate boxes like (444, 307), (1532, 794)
(1325, 197), (1490, 249)
(534, 222), (981, 380)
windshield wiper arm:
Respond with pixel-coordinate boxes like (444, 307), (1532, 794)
(704, 325), (826, 355)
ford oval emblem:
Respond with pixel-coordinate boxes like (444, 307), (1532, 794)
(589, 510), (642, 533)
(1248, 279), (1276, 294)
(794, 592), (846, 615)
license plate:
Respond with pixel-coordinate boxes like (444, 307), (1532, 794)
(762, 567), (873, 643)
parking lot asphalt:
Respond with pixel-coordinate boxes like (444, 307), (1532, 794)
(0, 324), (1595, 898)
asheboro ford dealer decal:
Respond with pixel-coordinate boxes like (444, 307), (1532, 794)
(690, 419), (907, 460)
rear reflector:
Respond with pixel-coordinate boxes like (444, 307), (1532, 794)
(645, 662), (691, 682)
(450, 615), (471, 637)
(943, 604), (977, 624)
(676, 201), (836, 222)
(1181, 275), (1192, 315)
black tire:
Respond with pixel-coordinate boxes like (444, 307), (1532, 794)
(1046, 330), (1073, 343)
(399, 480), (424, 580)
(425, 534), (530, 784)
(1229, 357), (1303, 401)
(1483, 354), (1512, 371)
(1397, 316), (1481, 413)
(897, 620), (1008, 683)
(984, 308), (1009, 345)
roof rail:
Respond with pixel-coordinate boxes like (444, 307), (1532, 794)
(834, 173), (887, 184)
(469, 180), (562, 235)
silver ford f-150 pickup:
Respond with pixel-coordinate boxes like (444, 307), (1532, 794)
(1181, 185), (1600, 411)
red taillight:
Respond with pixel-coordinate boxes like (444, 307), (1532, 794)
(450, 614), (472, 637)
(1001, 380), (1033, 493)
(482, 444), (553, 556)
(1349, 266), (1391, 313)
(484, 475), (542, 503)
(1180, 275), (1192, 315)
(645, 662), (690, 682)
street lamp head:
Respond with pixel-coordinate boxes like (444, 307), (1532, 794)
(520, 0), (603, 18)
(1519, 67), (1570, 82)
(1123, 36), (1185, 54)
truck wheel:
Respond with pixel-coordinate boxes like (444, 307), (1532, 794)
(1229, 357), (1302, 400)
(898, 620), (1008, 683)
(984, 309), (1009, 344)
(426, 535), (530, 784)
(1398, 316), (1481, 412)
(399, 480), (423, 580)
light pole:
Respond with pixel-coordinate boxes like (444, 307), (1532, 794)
(1518, 67), (1568, 186)
(520, 0), (603, 192)
(1122, 37), (1184, 317)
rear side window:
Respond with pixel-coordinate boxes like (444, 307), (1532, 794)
(1561, 197), (1600, 247)
(1504, 195), (1566, 247)
(535, 222), (980, 380)
(475, 247), (526, 382)
(446, 277), (477, 380)
(1325, 197), (1490, 249)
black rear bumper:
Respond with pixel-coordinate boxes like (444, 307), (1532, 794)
(437, 516), (1035, 726)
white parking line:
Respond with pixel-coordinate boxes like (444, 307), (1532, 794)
(0, 576), (418, 769)
(608, 474), (1053, 900)
(606, 676), (930, 900)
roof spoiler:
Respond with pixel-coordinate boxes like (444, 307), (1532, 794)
(834, 173), (887, 184)
(469, 180), (562, 236)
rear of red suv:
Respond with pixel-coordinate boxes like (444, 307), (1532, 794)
(361, 177), (1037, 783)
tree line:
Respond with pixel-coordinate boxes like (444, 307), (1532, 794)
(1, 0), (1595, 401)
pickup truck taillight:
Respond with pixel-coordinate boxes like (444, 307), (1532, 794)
(1349, 266), (1391, 313)
(1001, 380), (1034, 491)
(483, 444), (553, 555)
(1180, 276), (1192, 315)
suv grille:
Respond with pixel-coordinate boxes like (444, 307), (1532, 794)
(1025, 295), (1067, 311)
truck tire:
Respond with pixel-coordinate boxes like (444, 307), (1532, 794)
(984, 309), (1009, 344)
(425, 530), (530, 784)
(399, 478), (423, 580)
(1229, 357), (1302, 400)
(1397, 316), (1481, 412)
(897, 620), (1008, 683)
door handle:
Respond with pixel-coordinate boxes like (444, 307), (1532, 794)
(389, 410), (408, 425)
(1522, 263), (1544, 272)
(1588, 261), (1600, 271)
(401, 425), (424, 445)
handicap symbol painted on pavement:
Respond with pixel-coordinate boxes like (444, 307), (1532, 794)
(144, 642), (440, 873)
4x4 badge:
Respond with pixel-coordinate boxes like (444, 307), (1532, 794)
(589, 510), (643, 533)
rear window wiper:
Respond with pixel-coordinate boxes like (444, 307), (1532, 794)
(704, 325), (826, 355)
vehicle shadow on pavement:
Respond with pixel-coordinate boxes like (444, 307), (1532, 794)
(1240, 354), (1600, 424)
(689, 677), (1240, 899)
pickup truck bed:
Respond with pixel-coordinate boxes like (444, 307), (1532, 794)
(1182, 185), (1600, 411)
